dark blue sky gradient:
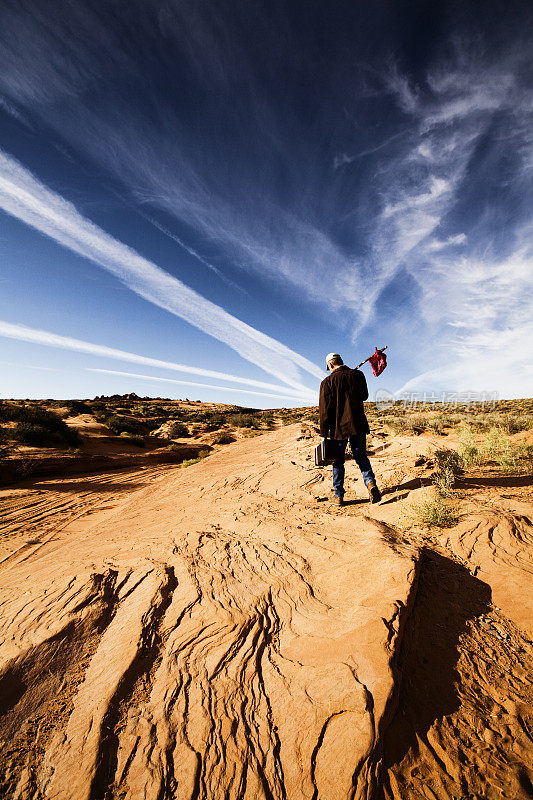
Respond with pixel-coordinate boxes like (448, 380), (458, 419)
(0, 0), (531, 401)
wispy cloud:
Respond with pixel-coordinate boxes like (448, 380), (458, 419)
(132, 206), (248, 295)
(380, 43), (533, 396)
(88, 368), (311, 401)
(0, 1), (366, 315)
(0, 151), (322, 391)
(0, 321), (316, 401)
(396, 227), (533, 397)
(0, 3), (532, 396)
(0, 95), (30, 126)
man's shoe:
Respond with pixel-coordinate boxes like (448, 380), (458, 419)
(367, 482), (382, 504)
(334, 495), (345, 507)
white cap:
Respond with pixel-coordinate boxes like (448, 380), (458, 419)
(326, 353), (344, 369)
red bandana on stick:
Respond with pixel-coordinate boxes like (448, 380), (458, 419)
(368, 347), (387, 377)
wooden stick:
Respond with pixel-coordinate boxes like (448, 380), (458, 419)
(356, 345), (388, 370)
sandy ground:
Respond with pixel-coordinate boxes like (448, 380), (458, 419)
(0, 424), (531, 799)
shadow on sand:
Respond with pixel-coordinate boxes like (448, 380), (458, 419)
(374, 545), (492, 797)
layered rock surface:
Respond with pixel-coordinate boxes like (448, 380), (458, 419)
(0, 425), (531, 799)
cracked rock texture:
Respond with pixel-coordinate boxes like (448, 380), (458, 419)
(0, 425), (531, 799)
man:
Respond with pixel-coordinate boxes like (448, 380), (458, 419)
(319, 352), (382, 507)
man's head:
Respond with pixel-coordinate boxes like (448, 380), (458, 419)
(326, 352), (344, 371)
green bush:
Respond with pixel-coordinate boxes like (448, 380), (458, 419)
(181, 450), (210, 467)
(433, 466), (455, 495)
(427, 418), (446, 434)
(0, 425), (9, 456)
(435, 449), (462, 474)
(119, 432), (146, 447)
(168, 421), (189, 438)
(0, 402), (22, 422)
(15, 420), (79, 448)
(213, 432), (235, 444)
(503, 414), (533, 433)
(64, 400), (91, 415)
(5, 405), (79, 448)
(381, 415), (427, 434)
(228, 413), (261, 429)
(413, 496), (458, 528)
(105, 415), (146, 436)
(458, 428), (481, 468)
(91, 402), (109, 418)
(465, 412), (532, 433)
(481, 427), (520, 470)
(281, 412), (307, 426)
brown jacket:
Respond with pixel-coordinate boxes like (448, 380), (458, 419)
(319, 365), (370, 439)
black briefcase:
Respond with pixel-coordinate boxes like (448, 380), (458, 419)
(314, 439), (339, 466)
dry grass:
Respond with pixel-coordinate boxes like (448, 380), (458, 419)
(181, 450), (211, 467)
(413, 496), (459, 527)
(457, 426), (532, 472)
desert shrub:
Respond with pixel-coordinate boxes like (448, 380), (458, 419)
(405, 414), (431, 431)
(433, 466), (455, 495)
(427, 418), (446, 435)
(0, 425), (9, 456)
(304, 411), (319, 425)
(455, 426), (527, 472)
(64, 400), (91, 415)
(466, 412), (532, 433)
(432, 449), (461, 495)
(413, 496), (458, 528)
(281, 411), (307, 426)
(381, 416), (408, 434)
(0, 402), (31, 422)
(435, 449), (462, 475)
(380, 415), (399, 432)
(15, 419), (79, 448)
(381, 414), (429, 434)
(105, 415), (146, 436)
(458, 428), (481, 469)
(502, 414), (533, 433)
(144, 405), (166, 417)
(433, 414), (464, 429)
(119, 432), (145, 447)
(181, 450), (210, 467)
(167, 421), (189, 438)
(213, 432), (235, 444)
(7, 406), (79, 447)
(228, 413), (261, 429)
(480, 427), (519, 471)
(516, 443), (533, 465)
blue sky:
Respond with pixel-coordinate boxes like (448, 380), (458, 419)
(0, 0), (532, 405)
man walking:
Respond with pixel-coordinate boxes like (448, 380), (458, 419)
(319, 353), (382, 507)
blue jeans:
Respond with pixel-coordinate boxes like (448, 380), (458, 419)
(332, 434), (375, 498)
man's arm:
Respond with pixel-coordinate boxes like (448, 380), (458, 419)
(319, 380), (332, 437)
(355, 369), (369, 401)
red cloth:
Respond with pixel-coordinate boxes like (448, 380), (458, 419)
(369, 347), (387, 376)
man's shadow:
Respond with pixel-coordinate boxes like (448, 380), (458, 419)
(375, 546), (492, 791)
